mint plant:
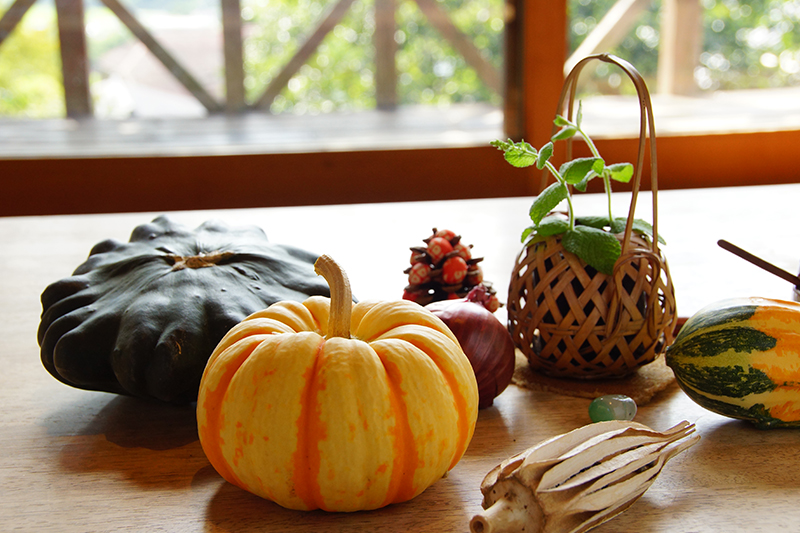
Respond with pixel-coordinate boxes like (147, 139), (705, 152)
(492, 102), (663, 275)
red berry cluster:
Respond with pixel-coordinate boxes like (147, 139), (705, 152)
(402, 228), (499, 310)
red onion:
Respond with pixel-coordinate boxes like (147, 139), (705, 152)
(426, 287), (516, 409)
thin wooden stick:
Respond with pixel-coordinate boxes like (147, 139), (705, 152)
(718, 239), (800, 287)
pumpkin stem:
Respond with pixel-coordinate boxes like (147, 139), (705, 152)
(314, 255), (352, 339)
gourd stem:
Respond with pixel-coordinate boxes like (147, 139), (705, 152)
(314, 254), (352, 339)
(470, 483), (542, 533)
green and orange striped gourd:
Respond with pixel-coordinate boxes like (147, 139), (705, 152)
(665, 297), (800, 429)
(196, 255), (479, 511)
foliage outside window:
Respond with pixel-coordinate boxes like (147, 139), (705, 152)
(1, 0), (799, 120)
(0, 0), (504, 118)
(0, 2), (62, 116)
(568, 0), (800, 96)
(242, 0), (504, 114)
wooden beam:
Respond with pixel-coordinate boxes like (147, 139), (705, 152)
(98, 0), (223, 113)
(0, 146), (531, 216)
(658, 0), (702, 94)
(221, 0), (246, 112)
(4, 128), (799, 217)
(55, 0), (92, 117)
(413, 0), (502, 96)
(255, 0), (356, 110)
(0, 0), (37, 48)
(578, 130), (800, 191)
(520, 0), (568, 193)
(374, 0), (397, 110)
(502, 0), (523, 139)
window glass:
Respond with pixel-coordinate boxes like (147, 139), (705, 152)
(242, 0), (504, 114)
(567, 0), (800, 137)
(0, 0), (504, 119)
(88, 0), (223, 118)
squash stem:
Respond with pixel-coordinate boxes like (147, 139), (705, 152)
(314, 255), (352, 339)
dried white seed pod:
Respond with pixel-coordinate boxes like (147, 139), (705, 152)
(470, 420), (699, 533)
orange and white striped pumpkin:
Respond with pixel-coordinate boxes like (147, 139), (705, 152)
(196, 255), (479, 511)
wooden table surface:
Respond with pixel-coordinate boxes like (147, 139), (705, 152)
(2, 183), (800, 532)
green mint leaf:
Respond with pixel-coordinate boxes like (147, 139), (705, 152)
(609, 217), (667, 244)
(608, 162), (634, 183)
(592, 158), (606, 175)
(552, 126), (578, 141)
(524, 233), (547, 247)
(491, 139), (538, 168)
(536, 142), (554, 169)
(562, 226), (622, 276)
(631, 218), (667, 244)
(521, 225), (535, 243)
(529, 181), (569, 225)
(573, 170), (598, 192)
(576, 215), (611, 229)
(610, 217), (627, 234)
(559, 157), (603, 185)
(505, 150), (537, 168)
(537, 215), (569, 236)
(554, 115), (572, 127)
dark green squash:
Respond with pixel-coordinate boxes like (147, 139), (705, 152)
(38, 216), (333, 404)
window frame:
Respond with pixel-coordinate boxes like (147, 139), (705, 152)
(1, 0), (799, 217)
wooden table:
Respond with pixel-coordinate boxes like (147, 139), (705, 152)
(2, 184), (799, 532)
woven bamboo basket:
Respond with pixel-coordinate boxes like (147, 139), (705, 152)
(507, 54), (678, 379)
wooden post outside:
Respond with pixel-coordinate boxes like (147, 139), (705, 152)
(221, 0), (246, 112)
(374, 0), (397, 110)
(658, 0), (703, 95)
(55, 0), (92, 117)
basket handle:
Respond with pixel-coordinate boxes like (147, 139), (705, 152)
(549, 53), (660, 256)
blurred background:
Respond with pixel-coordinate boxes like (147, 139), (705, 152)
(1, 0), (797, 124)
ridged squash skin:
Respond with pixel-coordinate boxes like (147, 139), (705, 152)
(196, 296), (479, 512)
(665, 297), (800, 429)
(37, 216), (331, 404)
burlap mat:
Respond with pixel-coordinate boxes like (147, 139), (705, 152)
(512, 349), (675, 405)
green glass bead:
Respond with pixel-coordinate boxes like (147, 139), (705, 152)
(589, 394), (637, 422)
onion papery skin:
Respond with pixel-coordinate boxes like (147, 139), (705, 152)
(426, 299), (516, 408)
